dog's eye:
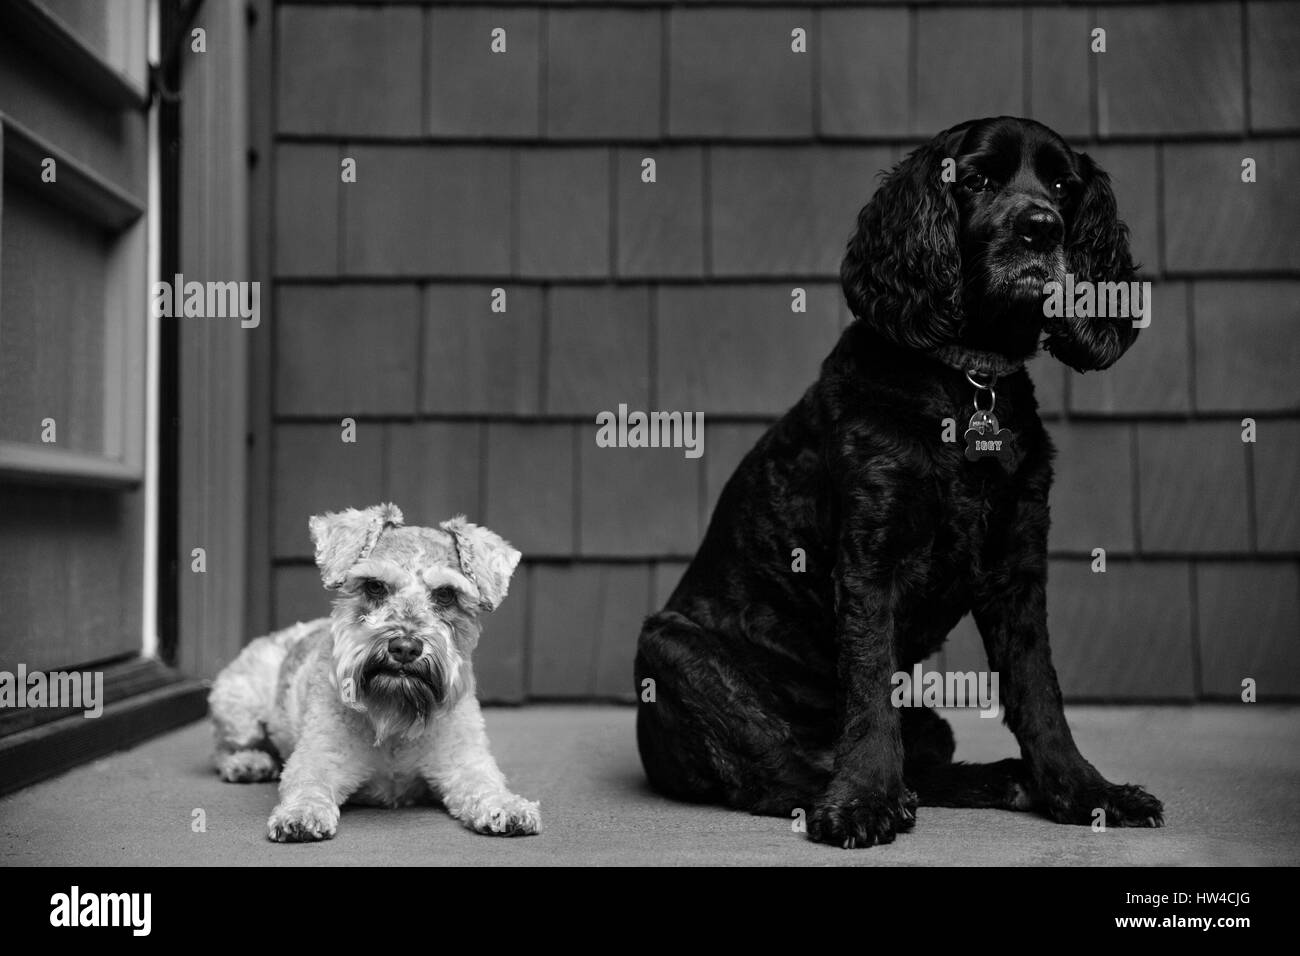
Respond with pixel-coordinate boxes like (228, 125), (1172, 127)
(1052, 178), (1081, 199)
(962, 173), (992, 192)
(362, 580), (387, 600)
(431, 586), (457, 607)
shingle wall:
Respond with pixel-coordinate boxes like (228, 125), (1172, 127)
(262, 1), (1300, 702)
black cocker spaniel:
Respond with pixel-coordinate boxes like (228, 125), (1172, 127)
(635, 116), (1163, 848)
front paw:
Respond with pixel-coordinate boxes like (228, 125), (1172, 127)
(267, 799), (340, 842)
(464, 793), (542, 836)
(808, 787), (918, 849)
(1042, 779), (1164, 829)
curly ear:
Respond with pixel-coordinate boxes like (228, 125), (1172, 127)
(439, 516), (521, 612)
(841, 134), (964, 350)
(308, 503), (404, 589)
(1064, 152), (1136, 283)
(1045, 152), (1140, 372)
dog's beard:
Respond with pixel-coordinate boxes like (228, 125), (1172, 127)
(360, 645), (441, 742)
(960, 242), (1065, 355)
(330, 614), (471, 744)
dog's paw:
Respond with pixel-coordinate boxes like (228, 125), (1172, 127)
(216, 749), (280, 783)
(267, 799), (340, 842)
(465, 793), (541, 837)
(1043, 780), (1164, 829)
(808, 788), (918, 848)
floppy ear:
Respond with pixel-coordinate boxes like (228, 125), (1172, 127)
(1045, 152), (1140, 372)
(1064, 152), (1136, 284)
(841, 135), (963, 350)
(308, 503), (404, 589)
(439, 516), (522, 612)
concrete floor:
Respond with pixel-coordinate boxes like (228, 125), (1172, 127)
(1, 705), (1297, 866)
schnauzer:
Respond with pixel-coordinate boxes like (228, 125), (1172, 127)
(635, 116), (1164, 848)
(209, 504), (541, 842)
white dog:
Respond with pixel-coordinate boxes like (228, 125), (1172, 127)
(208, 503), (540, 842)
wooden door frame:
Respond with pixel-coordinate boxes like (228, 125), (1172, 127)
(172, 0), (253, 680)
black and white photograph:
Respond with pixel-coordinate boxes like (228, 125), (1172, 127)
(0, 0), (1296, 920)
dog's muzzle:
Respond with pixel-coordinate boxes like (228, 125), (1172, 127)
(360, 637), (445, 711)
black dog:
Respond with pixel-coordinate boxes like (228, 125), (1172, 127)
(635, 117), (1164, 848)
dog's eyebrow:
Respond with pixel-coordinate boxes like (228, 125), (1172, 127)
(347, 560), (411, 590)
(1032, 142), (1077, 181)
(421, 566), (480, 598)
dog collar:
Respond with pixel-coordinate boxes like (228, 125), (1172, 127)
(929, 344), (1025, 378)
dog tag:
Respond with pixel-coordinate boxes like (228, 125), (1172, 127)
(964, 411), (1015, 465)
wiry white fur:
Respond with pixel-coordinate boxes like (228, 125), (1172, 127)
(309, 503), (404, 589)
(327, 609), (470, 745)
(440, 516), (522, 611)
(207, 507), (539, 843)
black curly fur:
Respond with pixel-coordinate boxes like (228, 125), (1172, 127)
(841, 136), (966, 351)
(1045, 153), (1141, 371)
(635, 117), (1162, 849)
(843, 119), (1140, 373)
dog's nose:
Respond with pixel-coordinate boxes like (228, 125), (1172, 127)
(1014, 207), (1063, 251)
(387, 636), (421, 664)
